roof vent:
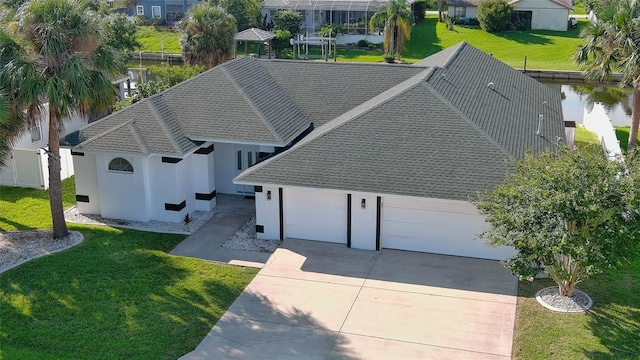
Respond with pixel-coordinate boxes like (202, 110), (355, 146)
(537, 114), (543, 136)
(487, 82), (495, 90)
(441, 73), (446, 79)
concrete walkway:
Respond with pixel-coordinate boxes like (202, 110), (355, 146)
(181, 239), (518, 359)
(169, 194), (270, 268)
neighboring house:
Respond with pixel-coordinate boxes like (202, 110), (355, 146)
(262, 0), (414, 44)
(447, 0), (573, 31)
(127, 0), (200, 23)
(63, 42), (566, 260)
(0, 105), (84, 189)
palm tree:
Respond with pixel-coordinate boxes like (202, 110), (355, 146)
(0, 0), (125, 239)
(369, 0), (414, 60)
(178, 3), (237, 68)
(575, 0), (640, 151)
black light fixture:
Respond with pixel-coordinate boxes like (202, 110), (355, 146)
(361, 199), (366, 209)
(267, 190), (271, 200)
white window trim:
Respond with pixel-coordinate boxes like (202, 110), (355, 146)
(136, 5), (144, 16)
(30, 119), (42, 143)
(152, 6), (162, 18)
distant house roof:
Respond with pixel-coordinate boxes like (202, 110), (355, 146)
(234, 28), (276, 42)
(235, 42), (565, 201)
(62, 57), (422, 156)
(447, 0), (572, 9)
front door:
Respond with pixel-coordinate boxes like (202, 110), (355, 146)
(235, 146), (260, 194)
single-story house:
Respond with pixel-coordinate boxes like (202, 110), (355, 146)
(126, 0), (200, 23)
(63, 42), (565, 260)
(447, 0), (573, 31)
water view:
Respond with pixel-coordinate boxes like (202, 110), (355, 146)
(543, 81), (633, 127)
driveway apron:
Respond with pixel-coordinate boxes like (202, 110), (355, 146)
(180, 239), (517, 359)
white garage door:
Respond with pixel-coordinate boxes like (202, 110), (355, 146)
(285, 188), (347, 243)
(382, 197), (514, 260)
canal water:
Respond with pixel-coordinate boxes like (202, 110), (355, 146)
(543, 81), (632, 127)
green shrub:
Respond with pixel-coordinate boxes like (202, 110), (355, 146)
(384, 54), (395, 63)
(357, 39), (370, 47)
(134, 16), (152, 26)
(413, 0), (427, 23)
(272, 9), (302, 35)
(272, 29), (292, 57)
(477, 0), (514, 33)
(445, 16), (454, 30)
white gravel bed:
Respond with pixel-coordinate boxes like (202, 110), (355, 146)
(536, 286), (593, 312)
(221, 217), (282, 253)
(0, 230), (84, 273)
(64, 206), (215, 234)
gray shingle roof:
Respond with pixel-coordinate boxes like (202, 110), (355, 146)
(63, 57), (423, 156)
(236, 42), (565, 201)
(234, 28), (276, 42)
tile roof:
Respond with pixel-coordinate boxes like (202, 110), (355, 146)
(236, 42), (566, 201)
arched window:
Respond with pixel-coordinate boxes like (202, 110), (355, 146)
(108, 158), (134, 172)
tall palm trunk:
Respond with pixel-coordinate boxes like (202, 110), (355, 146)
(48, 108), (68, 239)
(630, 83), (640, 152)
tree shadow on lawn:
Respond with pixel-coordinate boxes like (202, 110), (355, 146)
(579, 260), (640, 359)
(403, 19), (442, 60)
(0, 225), (258, 360)
(494, 31), (554, 45)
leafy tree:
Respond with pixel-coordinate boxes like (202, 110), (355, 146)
(210, 0), (262, 31)
(103, 13), (141, 54)
(135, 63), (205, 99)
(0, 0), (125, 239)
(270, 29), (291, 57)
(477, 0), (514, 33)
(473, 146), (640, 298)
(369, 0), (414, 60)
(177, 2), (237, 68)
(575, 0), (640, 151)
(413, 0), (434, 23)
(272, 9), (302, 35)
(437, 0), (445, 22)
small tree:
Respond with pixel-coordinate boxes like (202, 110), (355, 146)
(369, 0), (414, 60)
(477, 0), (514, 33)
(103, 13), (141, 54)
(272, 9), (302, 35)
(473, 146), (640, 298)
(135, 63), (206, 99)
(210, 0), (262, 31)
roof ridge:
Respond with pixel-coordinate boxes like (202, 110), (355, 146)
(422, 81), (513, 158)
(236, 68), (434, 180)
(441, 41), (467, 69)
(257, 58), (420, 69)
(147, 97), (184, 155)
(128, 121), (150, 154)
(75, 117), (136, 149)
(220, 61), (286, 143)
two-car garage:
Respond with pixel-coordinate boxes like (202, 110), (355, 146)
(277, 188), (514, 261)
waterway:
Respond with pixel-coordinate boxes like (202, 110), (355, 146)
(542, 81), (632, 127)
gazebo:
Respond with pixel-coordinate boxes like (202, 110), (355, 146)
(234, 28), (276, 59)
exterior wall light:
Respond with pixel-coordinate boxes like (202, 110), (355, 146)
(267, 190), (271, 200)
(361, 199), (366, 209)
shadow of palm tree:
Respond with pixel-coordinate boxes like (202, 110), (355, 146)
(182, 291), (358, 359)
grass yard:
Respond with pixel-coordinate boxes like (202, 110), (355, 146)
(136, 26), (181, 54)
(136, 17), (587, 70)
(513, 257), (640, 359)
(0, 177), (77, 231)
(614, 126), (640, 152)
(574, 125), (599, 147)
(0, 180), (258, 359)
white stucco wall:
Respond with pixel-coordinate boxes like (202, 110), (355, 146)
(146, 156), (193, 222)
(73, 153), (101, 215)
(350, 193), (377, 250)
(191, 145), (217, 211)
(255, 185), (281, 240)
(96, 154), (150, 222)
(214, 142), (239, 195)
(515, 0), (570, 31)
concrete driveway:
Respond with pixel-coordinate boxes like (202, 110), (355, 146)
(181, 239), (517, 359)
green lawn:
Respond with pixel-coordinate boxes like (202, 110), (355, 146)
(136, 26), (181, 54)
(513, 257), (640, 359)
(0, 177), (77, 231)
(136, 17), (587, 70)
(614, 126), (640, 152)
(575, 125), (599, 147)
(0, 180), (258, 359)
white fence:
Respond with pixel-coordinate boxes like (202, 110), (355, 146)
(0, 148), (75, 189)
